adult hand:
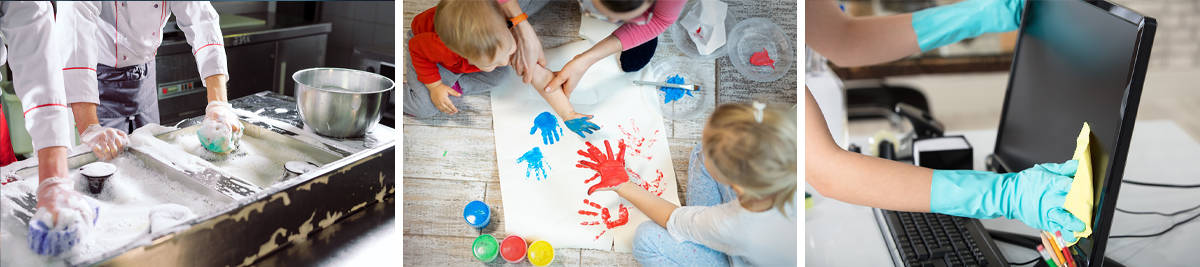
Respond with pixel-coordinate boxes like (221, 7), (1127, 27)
(576, 140), (629, 195)
(564, 114), (600, 139)
(511, 23), (548, 84)
(198, 101), (244, 153)
(912, 0), (1025, 51)
(80, 124), (128, 160)
(29, 177), (99, 256)
(429, 82), (460, 115)
(931, 160), (1086, 241)
(546, 55), (594, 95)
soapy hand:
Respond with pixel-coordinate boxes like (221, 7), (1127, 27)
(198, 101), (244, 153)
(29, 177), (99, 256)
(529, 112), (563, 145)
(931, 160), (1085, 241)
(564, 115), (600, 139)
(80, 124), (128, 160)
(576, 140), (630, 195)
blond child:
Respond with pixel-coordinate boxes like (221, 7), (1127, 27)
(584, 102), (798, 265)
(403, 0), (599, 139)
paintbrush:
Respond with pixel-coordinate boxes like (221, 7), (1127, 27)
(633, 80), (701, 91)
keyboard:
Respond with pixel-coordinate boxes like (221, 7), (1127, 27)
(882, 210), (991, 267)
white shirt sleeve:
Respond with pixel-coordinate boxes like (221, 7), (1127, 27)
(168, 2), (228, 86)
(0, 2), (75, 151)
(61, 2), (102, 105)
(665, 202), (742, 254)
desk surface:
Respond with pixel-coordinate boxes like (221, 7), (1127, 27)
(806, 120), (1200, 266)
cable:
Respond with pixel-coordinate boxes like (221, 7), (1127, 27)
(1109, 210), (1200, 239)
(1116, 202), (1200, 216)
(1008, 256), (1041, 266)
(1122, 179), (1200, 188)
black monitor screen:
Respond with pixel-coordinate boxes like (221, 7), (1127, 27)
(994, 0), (1150, 265)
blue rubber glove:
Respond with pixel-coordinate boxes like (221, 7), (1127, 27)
(912, 0), (1024, 51)
(529, 112), (563, 145)
(931, 160), (1085, 242)
(565, 116), (601, 139)
(29, 177), (100, 256)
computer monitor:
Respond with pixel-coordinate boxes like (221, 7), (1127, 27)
(991, 0), (1155, 266)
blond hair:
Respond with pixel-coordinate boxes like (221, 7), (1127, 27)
(435, 0), (507, 62)
(702, 102), (798, 215)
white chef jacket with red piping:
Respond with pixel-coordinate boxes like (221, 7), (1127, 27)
(63, 1), (228, 106)
(1, 1), (75, 152)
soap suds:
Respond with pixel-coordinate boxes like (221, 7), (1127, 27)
(1, 154), (233, 266)
(159, 128), (327, 188)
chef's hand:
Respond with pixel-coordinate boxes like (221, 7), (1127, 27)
(29, 177), (99, 256)
(511, 21), (548, 84)
(547, 55), (595, 95)
(80, 124), (128, 161)
(204, 101), (243, 134)
(428, 81), (460, 115)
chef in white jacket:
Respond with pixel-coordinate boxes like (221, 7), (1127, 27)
(65, 1), (242, 155)
(1, 1), (100, 256)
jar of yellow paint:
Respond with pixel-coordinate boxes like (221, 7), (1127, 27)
(527, 240), (554, 266)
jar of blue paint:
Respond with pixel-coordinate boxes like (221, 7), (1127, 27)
(463, 200), (491, 229)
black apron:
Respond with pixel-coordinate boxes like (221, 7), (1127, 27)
(96, 61), (158, 133)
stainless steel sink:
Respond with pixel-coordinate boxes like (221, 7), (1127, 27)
(154, 122), (343, 188)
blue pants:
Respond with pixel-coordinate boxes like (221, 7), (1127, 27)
(632, 144), (733, 266)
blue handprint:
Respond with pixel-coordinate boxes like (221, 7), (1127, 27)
(530, 111), (563, 145)
(565, 116), (601, 139)
(517, 147), (550, 180)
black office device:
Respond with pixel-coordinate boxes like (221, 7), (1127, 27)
(877, 0), (1156, 266)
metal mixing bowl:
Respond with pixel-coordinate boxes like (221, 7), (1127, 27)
(293, 68), (393, 138)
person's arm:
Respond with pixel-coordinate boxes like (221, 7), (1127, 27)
(805, 87), (933, 212)
(527, 65), (587, 120)
(204, 74), (228, 102)
(607, 0), (685, 51)
(1, 2), (75, 180)
(170, 2), (229, 102)
(545, 35), (622, 94)
(499, 0), (547, 84)
(614, 181), (677, 227)
(804, 0), (919, 67)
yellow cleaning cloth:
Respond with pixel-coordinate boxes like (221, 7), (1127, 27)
(1062, 123), (1095, 246)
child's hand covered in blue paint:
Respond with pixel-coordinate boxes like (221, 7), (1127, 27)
(530, 112), (563, 145)
(565, 115), (600, 139)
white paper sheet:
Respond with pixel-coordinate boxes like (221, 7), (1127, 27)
(491, 40), (681, 252)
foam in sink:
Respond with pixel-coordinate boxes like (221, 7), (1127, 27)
(156, 123), (340, 188)
(0, 153), (235, 266)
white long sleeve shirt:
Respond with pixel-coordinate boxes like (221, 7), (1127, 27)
(63, 1), (228, 105)
(1, 2), (74, 151)
(666, 198), (799, 266)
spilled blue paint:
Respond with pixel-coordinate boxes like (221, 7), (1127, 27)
(517, 147), (550, 180)
(659, 74), (693, 104)
(530, 111), (563, 145)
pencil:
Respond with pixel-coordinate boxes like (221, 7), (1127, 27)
(1037, 245), (1059, 267)
(1039, 232), (1062, 267)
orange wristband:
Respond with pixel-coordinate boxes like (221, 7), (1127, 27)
(508, 13), (528, 28)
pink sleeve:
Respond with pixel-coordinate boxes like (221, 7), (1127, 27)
(497, 0), (511, 4)
(611, 0), (686, 51)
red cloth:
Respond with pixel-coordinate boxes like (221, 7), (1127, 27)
(1, 105), (16, 166)
(408, 7), (483, 84)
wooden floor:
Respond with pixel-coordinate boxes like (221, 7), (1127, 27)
(401, 1), (725, 265)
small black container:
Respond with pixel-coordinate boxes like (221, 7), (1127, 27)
(79, 162), (116, 194)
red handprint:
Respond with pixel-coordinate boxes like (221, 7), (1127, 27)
(618, 119), (659, 161)
(576, 140), (629, 195)
(577, 198), (630, 240)
(630, 169), (665, 197)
